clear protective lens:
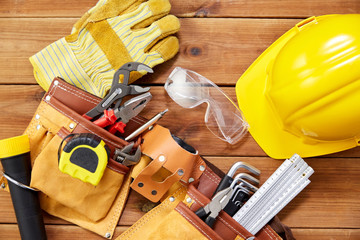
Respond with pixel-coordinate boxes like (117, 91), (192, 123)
(165, 67), (249, 144)
(165, 68), (208, 108)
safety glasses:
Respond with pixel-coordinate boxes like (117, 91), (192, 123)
(165, 67), (249, 144)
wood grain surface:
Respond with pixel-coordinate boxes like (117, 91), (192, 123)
(0, 0), (359, 17)
(0, 0), (359, 239)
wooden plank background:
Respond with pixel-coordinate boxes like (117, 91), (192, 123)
(0, 0), (359, 239)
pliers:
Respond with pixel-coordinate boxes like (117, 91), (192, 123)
(83, 62), (152, 121)
(96, 92), (152, 134)
(195, 187), (233, 228)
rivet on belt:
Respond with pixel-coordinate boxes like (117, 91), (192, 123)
(158, 155), (165, 162)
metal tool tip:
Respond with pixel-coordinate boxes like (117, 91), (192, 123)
(137, 65), (154, 73)
(161, 109), (169, 115)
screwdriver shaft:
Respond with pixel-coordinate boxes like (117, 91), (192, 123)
(125, 109), (168, 141)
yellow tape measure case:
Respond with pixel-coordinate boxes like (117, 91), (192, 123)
(58, 133), (110, 186)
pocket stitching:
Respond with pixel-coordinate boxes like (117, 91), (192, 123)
(263, 225), (278, 240)
(120, 186), (186, 240)
(188, 190), (205, 206)
(129, 116), (147, 125)
(205, 168), (221, 182)
(218, 216), (246, 239)
(48, 79), (58, 98)
(57, 84), (100, 105)
(27, 103), (51, 161)
(26, 99), (45, 139)
(47, 100), (125, 149)
(49, 80), (100, 105)
(203, 168), (221, 185)
(176, 207), (216, 240)
(106, 173), (131, 235)
(35, 131), (54, 160)
(51, 81), (148, 141)
(187, 190), (248, 239)
(57, 129), (68, 139)
(107, 164), (127, 175)
(54, 82), (148, 127)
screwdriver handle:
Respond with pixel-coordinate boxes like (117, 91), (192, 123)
(93, 109), (117, 128)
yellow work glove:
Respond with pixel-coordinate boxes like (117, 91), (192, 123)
(30, 0), (180, 97)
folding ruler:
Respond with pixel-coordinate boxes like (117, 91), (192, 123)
(232, 154), (314, 235)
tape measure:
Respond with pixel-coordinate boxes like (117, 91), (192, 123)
(58, 133), (110, 186)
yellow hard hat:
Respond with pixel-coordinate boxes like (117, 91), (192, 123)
(236, 14), (360, 159)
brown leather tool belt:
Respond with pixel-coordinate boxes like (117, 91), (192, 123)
(13, 78), (293, 239)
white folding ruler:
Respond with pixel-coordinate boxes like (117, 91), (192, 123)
(232, 154), (314, 235)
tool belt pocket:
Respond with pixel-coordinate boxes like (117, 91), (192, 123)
(184, 183), (282, 240)
(119, 184), (226, 240)
(120, 164), (282, 240)
(30, 125), (127, 222)
(139, 182), (281, 240)
(146, 200), (225, 240)
(23, 78), (144, 237)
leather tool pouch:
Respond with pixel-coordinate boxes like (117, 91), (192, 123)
(21, 78), (146, 238)
(119, 163), (288, 240)
(121, 125), (293, 240)
(131, 124), (205, 202)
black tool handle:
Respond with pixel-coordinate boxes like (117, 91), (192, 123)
(223, 200), (240, 217)
(195, 207), (208, 219)
(205, 216), (216, 228)
(224, 191), (249, 217)
(213, 175), (233, 196)
(1, 153), (47, 240)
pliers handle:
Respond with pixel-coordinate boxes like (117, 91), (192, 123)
(92, 109), (117, 128)
(195, 187), (233, 228)
(93, 92), (152, 134)
(195, 205), (217, 227)
(91, 110), (127, 133)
